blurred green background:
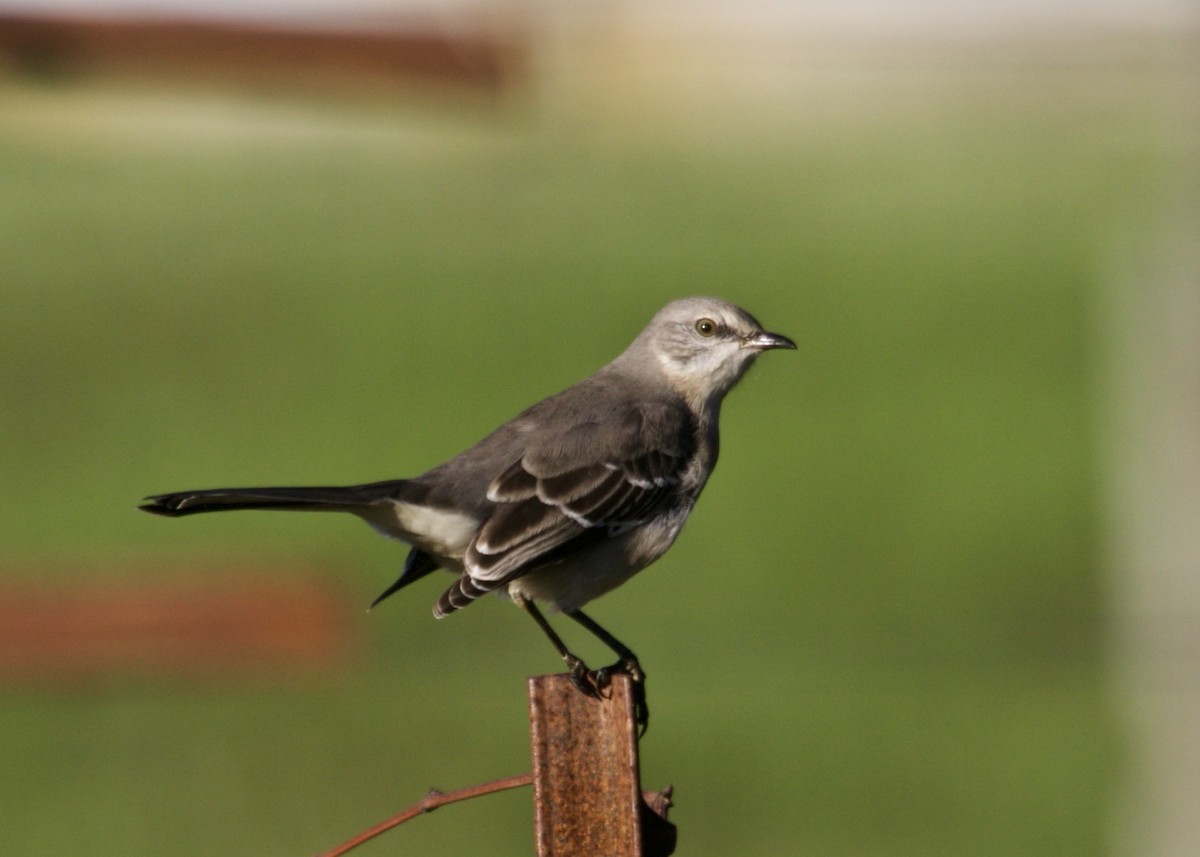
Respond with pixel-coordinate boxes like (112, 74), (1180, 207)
(0, 12), (1194, 856)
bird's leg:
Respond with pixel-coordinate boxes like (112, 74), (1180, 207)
(565, 609), (649, 735)
(565, 608), (643, 680)
(515, 596), (599, 698)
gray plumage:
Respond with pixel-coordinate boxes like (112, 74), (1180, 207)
(142, 297), (794, 715)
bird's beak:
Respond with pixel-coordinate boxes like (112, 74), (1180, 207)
(742, 330), (797, 351)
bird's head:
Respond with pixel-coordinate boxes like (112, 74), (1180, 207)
(628, 297), (795, 410)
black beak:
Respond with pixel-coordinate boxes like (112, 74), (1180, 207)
(743, 330), (797, 351)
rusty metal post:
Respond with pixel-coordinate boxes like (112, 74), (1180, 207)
(528, 673), (676, 857)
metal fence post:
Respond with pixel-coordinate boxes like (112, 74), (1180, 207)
(528, 673), (676, 857)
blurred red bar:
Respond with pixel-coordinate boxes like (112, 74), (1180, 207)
(0, 12), (523, 93)
(0, 572), (354, 685)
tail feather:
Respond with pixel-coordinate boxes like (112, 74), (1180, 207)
(433, 574), (497, 618)
(139, 484), (399, 517)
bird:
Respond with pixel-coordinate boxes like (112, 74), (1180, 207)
(141, 297), (795, 731)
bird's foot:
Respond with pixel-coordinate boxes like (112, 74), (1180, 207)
(594, 657), (649, 737)
(566, 654), (602, 699)
(565, 655), (649, 735)
(593, 655), (644, 686)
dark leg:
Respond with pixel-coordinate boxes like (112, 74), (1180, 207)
(515, 595), (599, 698)
(565, 609), (649, 735)
(565, 609), (641, 679)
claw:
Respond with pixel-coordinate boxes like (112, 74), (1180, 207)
(592, 657), (649, 735)
(630, 678), (649, 737)
(565, 655), (649, 736)
(567, 655), (602, 698)
(620, 656), (644, 685)
(590, 666), (614, 694)
(623, 660), (649, 736)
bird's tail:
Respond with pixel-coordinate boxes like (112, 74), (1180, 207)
(433, 574), (496, 618)
(140, 484), (401, 517)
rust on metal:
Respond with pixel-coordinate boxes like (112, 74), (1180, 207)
(528, 673), (676, 856)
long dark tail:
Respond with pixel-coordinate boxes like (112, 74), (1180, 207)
(140, 483), (402, 517)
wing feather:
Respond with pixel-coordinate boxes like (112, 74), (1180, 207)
(458, 404), (695, 588)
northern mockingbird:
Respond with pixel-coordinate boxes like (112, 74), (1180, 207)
(142, 297), (794, 730)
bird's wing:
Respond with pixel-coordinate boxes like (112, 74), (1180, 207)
(464, 401), (694, 585)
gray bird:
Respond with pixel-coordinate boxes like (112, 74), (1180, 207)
(142, 297), (795, 730)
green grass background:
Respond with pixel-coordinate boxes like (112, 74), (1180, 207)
(0, 46), (1184, 856)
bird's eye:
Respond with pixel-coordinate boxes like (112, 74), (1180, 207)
(695, 318), (717, 337)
